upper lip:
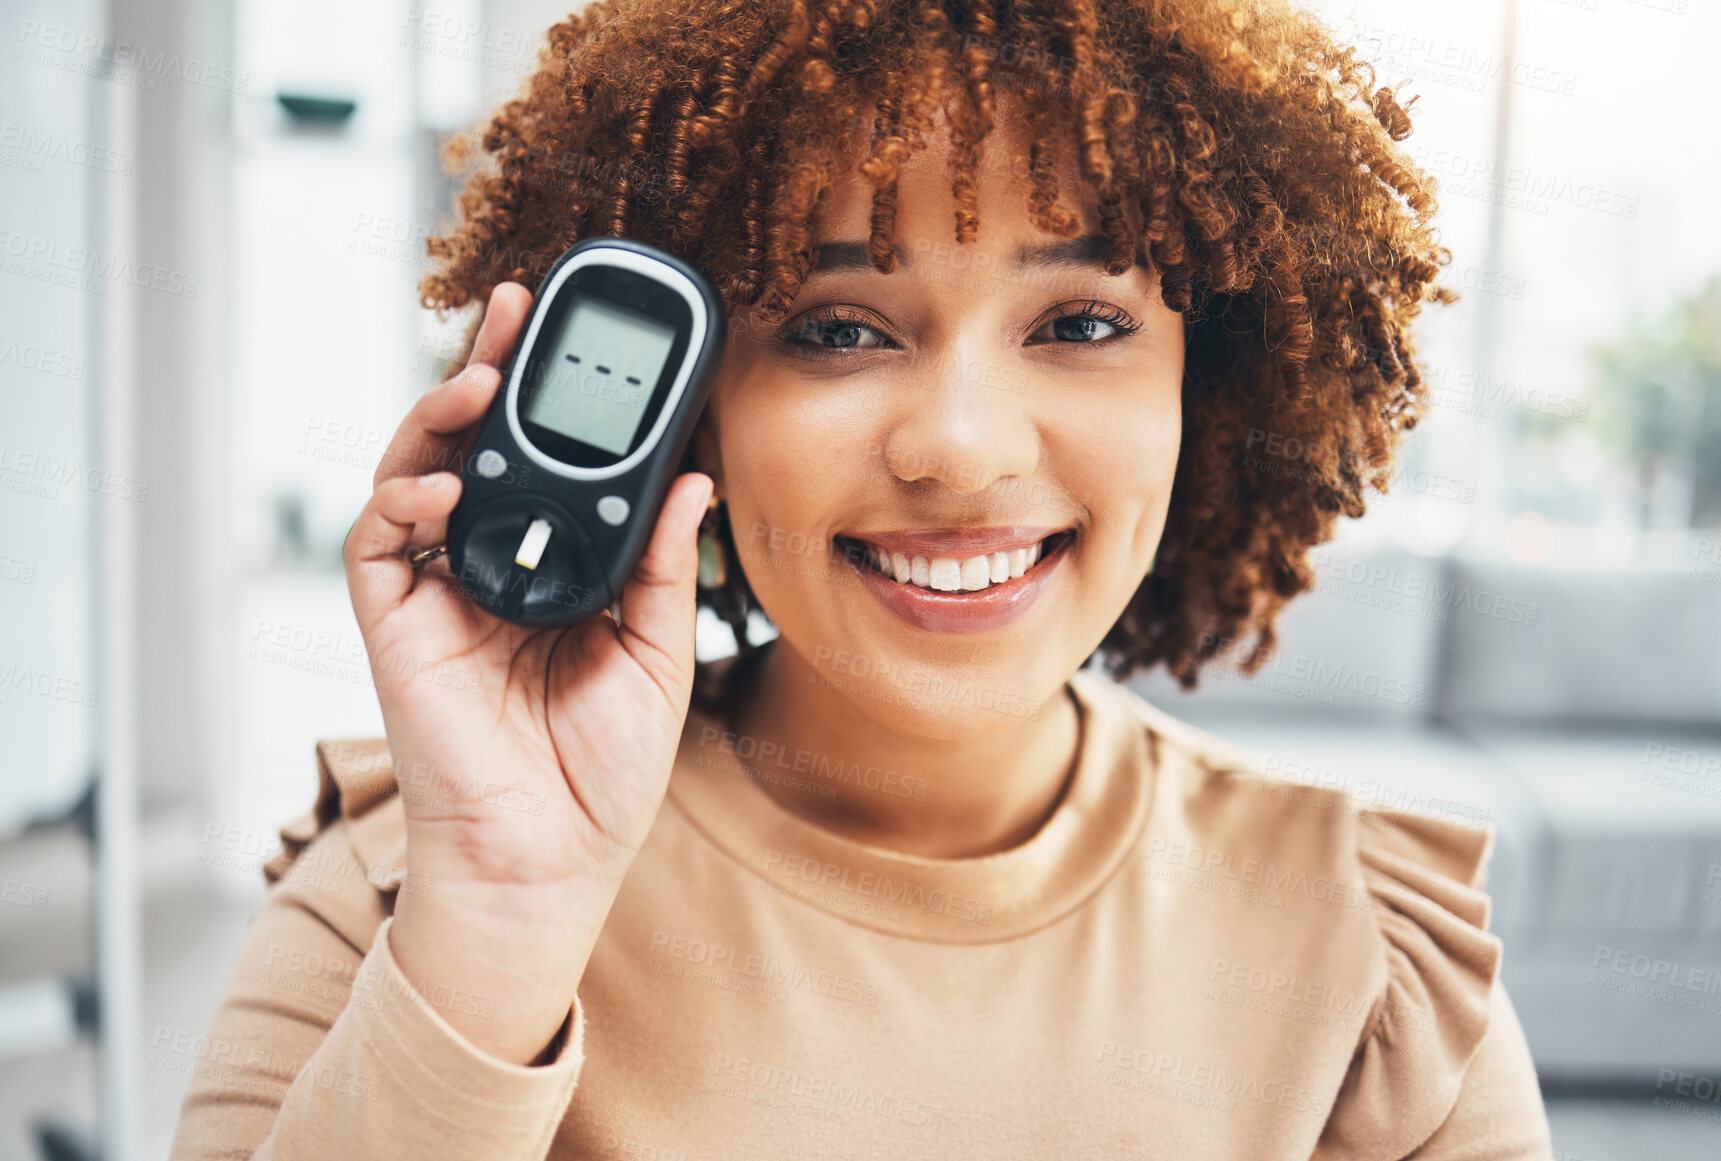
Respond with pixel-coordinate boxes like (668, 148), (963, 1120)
(838, 526), (1069, 558)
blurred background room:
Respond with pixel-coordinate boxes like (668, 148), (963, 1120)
(2, 0), (1719, 1157)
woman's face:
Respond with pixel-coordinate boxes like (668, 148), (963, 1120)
(700, 109), (1185, 739)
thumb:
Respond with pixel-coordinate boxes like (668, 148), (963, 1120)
(614, 472), (715, 694)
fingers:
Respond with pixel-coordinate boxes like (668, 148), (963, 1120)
(615, 473), (715, 696)
(344, 472), (463, 636)
(466, 282), (533, 371)
(372, 364), (496, 487)
(374, 282), (533, 489)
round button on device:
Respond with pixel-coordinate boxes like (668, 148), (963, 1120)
(475, 449), (508, 479)
(596, 495), (630, 526)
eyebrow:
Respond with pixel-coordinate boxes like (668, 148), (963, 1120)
(810, 232), (1142, 273)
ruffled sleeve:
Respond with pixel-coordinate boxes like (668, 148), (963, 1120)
(1311, 809), (1509, 1161)
(262, 737), (410, 897)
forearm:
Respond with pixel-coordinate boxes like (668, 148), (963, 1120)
(169, 857), (587, 1161)
(257, 914), (585, 1160)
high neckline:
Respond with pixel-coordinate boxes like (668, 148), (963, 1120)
(663, 667), (1156, 943)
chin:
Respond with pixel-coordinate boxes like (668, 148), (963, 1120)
(812, 646), (1070, 743)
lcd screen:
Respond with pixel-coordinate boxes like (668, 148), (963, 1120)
(523, 297), (678, 457)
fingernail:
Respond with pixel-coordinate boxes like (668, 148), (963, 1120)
(418, 472), (447, 487)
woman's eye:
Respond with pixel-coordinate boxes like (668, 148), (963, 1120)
(1028, 304), (1142, 345)
(782, 314), (891, 353)
(1047, 316), (1115, 342)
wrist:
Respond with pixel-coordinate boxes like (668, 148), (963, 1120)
(388, 889), (599, 1066)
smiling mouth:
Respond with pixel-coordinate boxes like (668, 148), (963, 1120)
(831, 530), (1076, 595)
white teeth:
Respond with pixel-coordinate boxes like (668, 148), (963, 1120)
(858, 537), (1058, 592)
(960, 556), (991, 590)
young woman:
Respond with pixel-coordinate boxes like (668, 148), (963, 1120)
(172, 1), (1552, 1157)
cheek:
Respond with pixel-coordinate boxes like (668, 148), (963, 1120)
(712, 375), (882, 602)
(1061, 391), (1182, 560)
(719, 382), (878, 520)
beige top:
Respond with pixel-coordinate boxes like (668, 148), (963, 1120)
(169, 669), (1551, 1159)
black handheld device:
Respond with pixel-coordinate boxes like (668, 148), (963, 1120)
(444, 238), (727, 627)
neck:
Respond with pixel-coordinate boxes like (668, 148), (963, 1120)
(727, 642), (1082, 859)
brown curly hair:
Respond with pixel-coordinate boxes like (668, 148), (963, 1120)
(418, 0), (1457, 692)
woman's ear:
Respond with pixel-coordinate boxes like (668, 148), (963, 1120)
(690, 410), (723, 500)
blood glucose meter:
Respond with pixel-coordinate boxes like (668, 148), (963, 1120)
(443, 237), (727, 627)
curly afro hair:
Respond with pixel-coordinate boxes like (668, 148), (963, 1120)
(419, 0), (1457, 693)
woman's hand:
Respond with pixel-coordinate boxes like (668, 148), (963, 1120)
(341, 282), (713, 1064)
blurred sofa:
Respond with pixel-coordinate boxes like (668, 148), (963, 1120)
(1127, 544), (1721, 1082)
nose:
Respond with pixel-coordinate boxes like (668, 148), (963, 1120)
(878, 339), (1039, 495)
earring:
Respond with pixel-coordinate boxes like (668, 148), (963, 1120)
(697, 494), (727, 590)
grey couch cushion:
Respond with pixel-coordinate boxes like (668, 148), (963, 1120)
(1436, 559), (1721, 725)
(1457, 725), (1721, 1072)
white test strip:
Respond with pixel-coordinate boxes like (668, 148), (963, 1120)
(515, 518), (552, 569)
